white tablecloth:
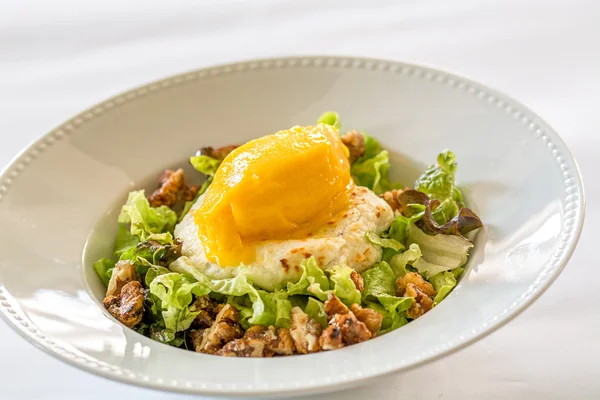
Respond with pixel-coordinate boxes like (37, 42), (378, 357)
(0, 1), (597, 398)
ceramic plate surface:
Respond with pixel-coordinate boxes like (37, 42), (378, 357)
(0, 56), (584, 398)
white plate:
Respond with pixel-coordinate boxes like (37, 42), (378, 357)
(0, 57), (584, 398)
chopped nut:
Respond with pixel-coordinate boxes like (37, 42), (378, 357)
(103, 281), (145, 328)
(324, 293), (349, 318)
(350, 270), (364, 293)
(380, 189), (403, 212)
(189, 328), (205, 350)
(319, 294), (373, 350)
(216, 325), (295, 357)
(397, 272), (436, 319)
(189, 296), (221, 329)
(199, 144), (238, 161)
(319, 324), (344, 350)
(334, 312), (372, 344)
(217, 336), (270, 357)
(350, 304), (383, 336)
(147, 168), (200, 208)
(197, 304), (244, 354)
(290, 307), (322, 354)
(340, 130), (366, 164)
(106, 260), (140, 298)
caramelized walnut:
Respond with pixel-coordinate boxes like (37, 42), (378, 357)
(198, 144), (238, 161)
(397, 272), (436, 319)
(350, 304), (383, 336)
(103, 281), (145, 328)
(340, 130), (365, 164)
(350, 270), (364, 293)
(290, 307), (322, 354)
(217, 325), (295, 357)
(147, 168), (200, 208)
(380, 189), (404, 212)
(196, 304), (244, 354)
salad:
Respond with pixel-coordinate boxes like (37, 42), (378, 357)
(94, 112), (483, 357)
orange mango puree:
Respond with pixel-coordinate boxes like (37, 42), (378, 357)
(194, 124), (353, 266)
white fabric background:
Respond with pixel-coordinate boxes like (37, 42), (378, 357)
(0, 1), (597, 399)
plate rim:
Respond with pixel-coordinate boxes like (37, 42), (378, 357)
(0, 55), (585, 397)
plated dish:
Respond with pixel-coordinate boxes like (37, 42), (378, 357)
(94, 112), (483, 356)
(0, 57), (583, 396)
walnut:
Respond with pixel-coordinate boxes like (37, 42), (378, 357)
(397, 272), (436, 319)
(334, 312), (372, 344)
(290, 307), (322, 354)
(340, 130), (365, 164)
(350, 304), (383, 336)
(319, 294), (373, 350)
(350, 270), (364, 293)
(196, 304), (244, 354)
(106, 260), (140, 298)
(103, 281), (145, 328)
(189, 328), (205, 350)
(323, 293), (349, 318)
(217, 325), (295, 357)
(189, 296), (220, 329)
(217, 336), (270, 357)
(319, 324), (344, 350)
(147, 168), (200, 208)
(198, 144), (238, 161)
(380, 189), (403, 212)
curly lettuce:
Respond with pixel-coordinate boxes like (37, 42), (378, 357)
(93, 259), (115, 287)
(429, 267), (464, 305)
(118, 190), (178, 241)
(351, 148), (394, 194)
(149, 272), (210, 333)
(190, 155), (221, 177)
(168, 257), (292, 328)
(304, 297), (328, 328)
(361, 261), (414, 334)
(328, 264), (362, 306)
(317, 111), (341, 130)
(407, 224), (472, 278)
(414, 150), (461, 202)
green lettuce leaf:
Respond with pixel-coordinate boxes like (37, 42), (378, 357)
(93, 258), (115, 287)
(328, 265), (362, 306)
(118, 190), (178, 241)
(149, 272), (211, 333)
(376, 215), (411, 262)
(414, 150), (458, 201)
(361, 261), (397, 301)
(365, 300), (410, 334)
(119, 238), (181, 269)
(429, 267), (464, 305)
(169, 258), (291, 328)
(431, 198), (460, 225)
(145, 265), (171, 287)
(361, 133), (382, 160)
(365, 231), (404, 253)
(286, 257), (330, 300)
(407, 224), (472, 278)
(317, 111), (341, 130)
(304, 297), (328, 328)
(389, 243), (423, 277)
(190, 155), (221, 177)
(361, 261), (413, 333)
(388, 215), (410, 245)
(351, 149), (393, 194)
(114, 224), (140, 258)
